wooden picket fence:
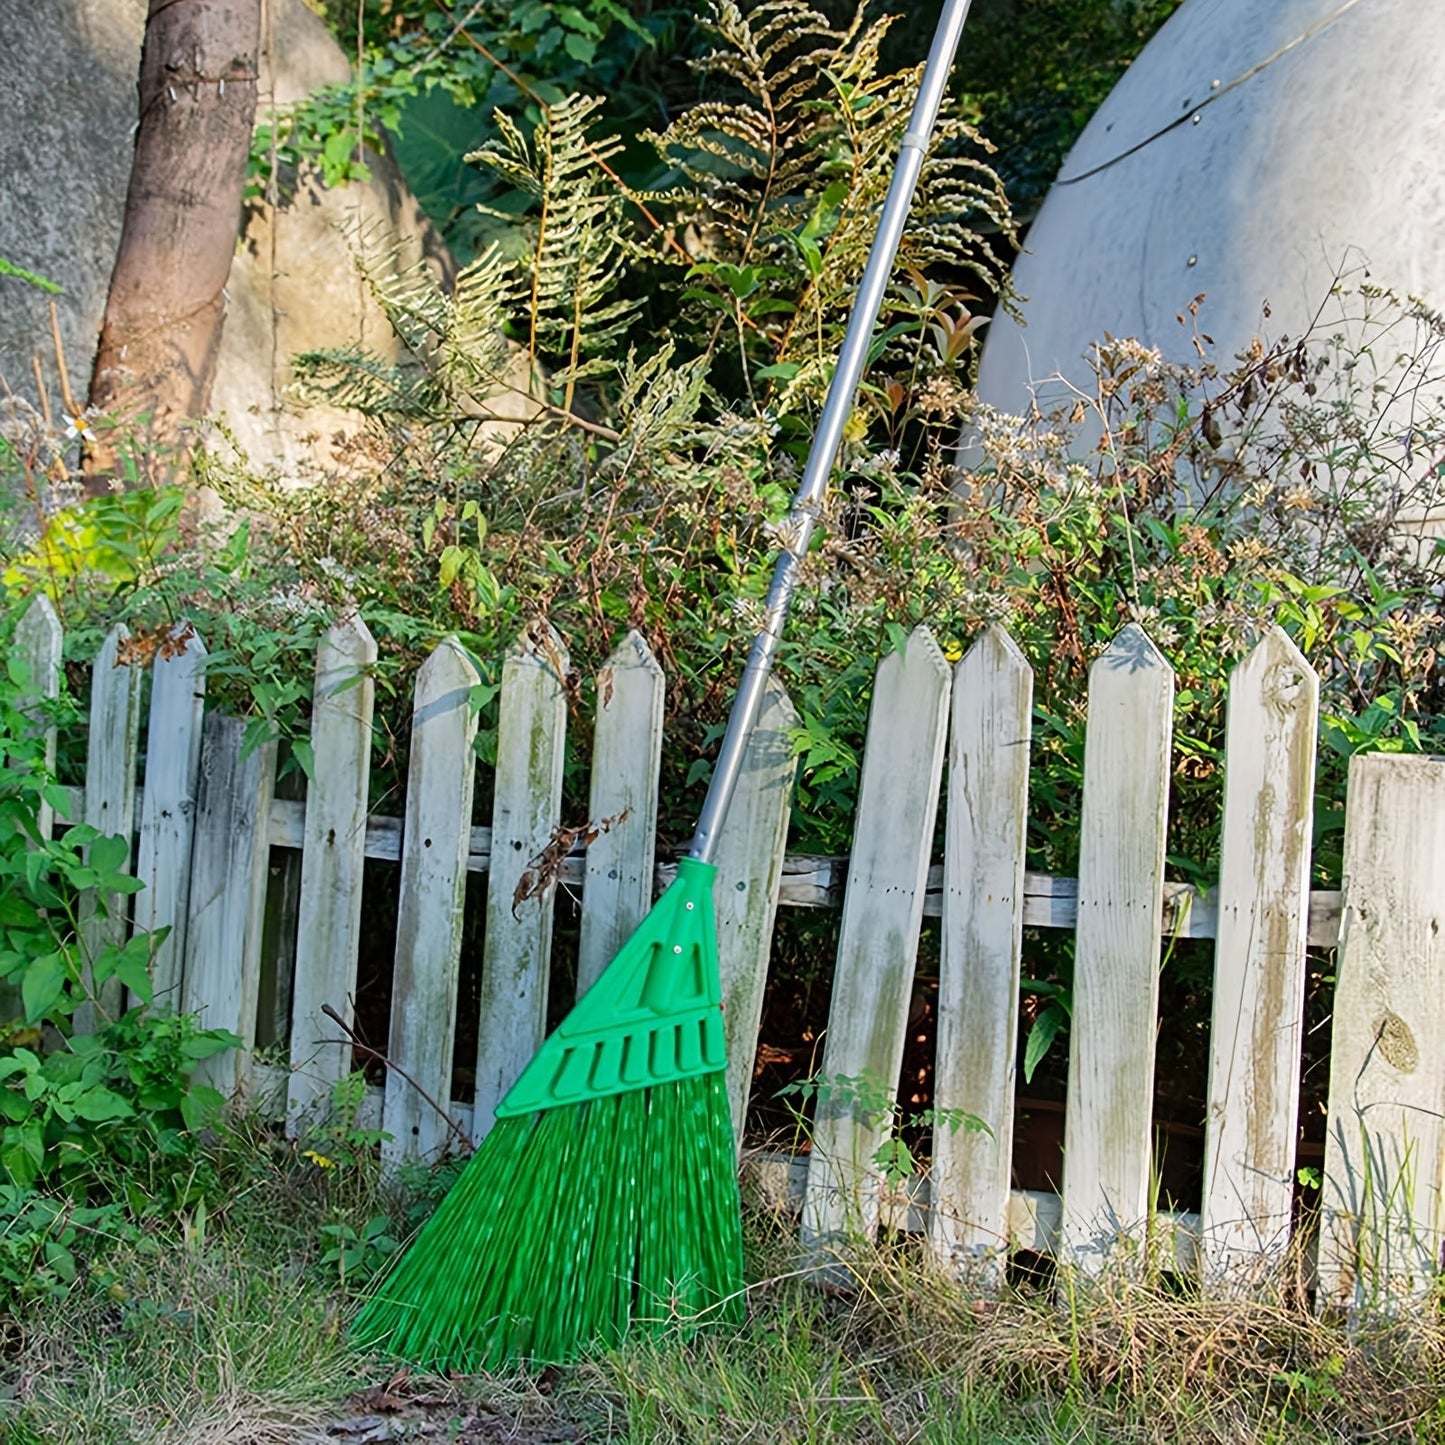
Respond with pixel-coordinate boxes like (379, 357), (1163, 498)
(9, 594), (1445, 1312)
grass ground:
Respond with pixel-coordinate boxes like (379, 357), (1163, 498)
(4, 1132), (1445, 1444)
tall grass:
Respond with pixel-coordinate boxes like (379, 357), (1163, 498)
(5, 1141), (1445, 1443)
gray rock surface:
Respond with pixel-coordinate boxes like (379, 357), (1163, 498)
(0, 0), (494, 482)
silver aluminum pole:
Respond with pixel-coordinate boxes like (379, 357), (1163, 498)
(688, 0), (976, 863)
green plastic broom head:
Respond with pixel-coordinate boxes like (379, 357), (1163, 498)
(496, 857), (726, 1118)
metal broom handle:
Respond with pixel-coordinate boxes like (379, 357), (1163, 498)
(688, 0), (976, 864)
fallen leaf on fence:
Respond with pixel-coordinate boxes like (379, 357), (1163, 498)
(512, 809), (631, 914)
(114, 621), (197, 668)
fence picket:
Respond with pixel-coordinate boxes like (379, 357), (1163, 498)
(1319, 754), (1445, 1311)
(1201, 628), (1317, 1289)
(1061, 623), (1174, 1270)
(4, 597), (63, 1021)
(382, 639), (480, 1169)
(576, 630), (665, 997)
(930, 625), (1033, 1280)
(76, 625), (144, 1030)
(14, 595), (62, 836)
(714, 677), (798, 1149)
(134, 627), (207, 1007)
(286, 615), (377, 1133)
(180, 715), (277, 1096)
(473, 626), (569, 1138)
(802, 626), (951, 1254)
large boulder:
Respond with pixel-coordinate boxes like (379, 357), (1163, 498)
(974, 0), (1445, 539)
(0, 0), (492, 483)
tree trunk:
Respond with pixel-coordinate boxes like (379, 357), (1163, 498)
(85, 0), (261, 490)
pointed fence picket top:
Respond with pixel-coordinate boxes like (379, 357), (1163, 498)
(1201, 628), (1317, 1290)
(382, 639), (480, 1170)
(575, 630), (665, 998)
(930, 625), (1033, 1281)
(180, 716), (277, 1096)
(287, 615), (377, 1134)
(1061, 623), (1174, 1271)
(802, 626), (952, 1254)
(473, 625), (569, 1139)
(14, 595), (62, 837)
(1320, 755), (1445, 1312)
(134, 626), (207, 1007)
(76, 624), (145, 1030)
(712, 676), (798, 1149)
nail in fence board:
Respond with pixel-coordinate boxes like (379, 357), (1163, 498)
(576, 630), (664, 997)
(931, 625), (1033, 1280)
(1320, 754), (1445, 1311)
(76, 625), (144, 1031)
(713, 677), (798, 1150)
(1061, 624), (1174, 1269)
(382, 639), (480, 1169)
(180, 715), (277, 1096)
(134, 627), (207, 1007)
(802, 626), (951, 1252)
(1201, 628), (1317, 1290)
(473, 626), (569, 1139)
(287, 615), (377, 1133)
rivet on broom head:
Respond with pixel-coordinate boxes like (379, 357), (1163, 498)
(673, 945), (682, 953)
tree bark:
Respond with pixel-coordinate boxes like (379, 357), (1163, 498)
(85, 0), (261, 490)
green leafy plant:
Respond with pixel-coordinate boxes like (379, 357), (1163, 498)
(0, 648), (239, 1302)
(777, 1071), (988, 1186)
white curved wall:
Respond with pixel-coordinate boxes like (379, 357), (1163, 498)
(977, 0), (1445, 433)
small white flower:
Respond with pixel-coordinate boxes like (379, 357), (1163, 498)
(63, 412), (96, 443)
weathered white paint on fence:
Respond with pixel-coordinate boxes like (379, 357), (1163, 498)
(14, 595), (61, 836)
(180, 715), (277, 1095)
(1320, 754), (1445, 1311)
(473, 626), (569, 1139)
(133, 627), (207, 1006)
(1201, 628), (1318, 1290)
(931, 625), (1033, 1280)
(1061, 624), (1174, 1270)
(76, 625), (144, 1030)
(287, 615), (377, 1133)
(381, 639), (479, 1169)
(575, 631), (664, 997)
(713, 677), (798, 1149)
(803, 627), (951, 1253)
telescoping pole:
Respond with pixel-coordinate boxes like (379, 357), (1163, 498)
(688, 0), (977, 863)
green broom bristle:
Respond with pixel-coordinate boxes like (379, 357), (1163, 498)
(352, 1071), (746, 1372)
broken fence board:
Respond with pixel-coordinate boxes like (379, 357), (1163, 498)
(1320, 754), (1445, 1312)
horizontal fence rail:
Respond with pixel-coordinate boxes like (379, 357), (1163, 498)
(10, 595), (1443, 1314)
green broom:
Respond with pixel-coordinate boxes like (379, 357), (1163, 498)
(352, 0), (980, 1372)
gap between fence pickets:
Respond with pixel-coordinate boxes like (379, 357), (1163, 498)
(50, 786), (1344, 946)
